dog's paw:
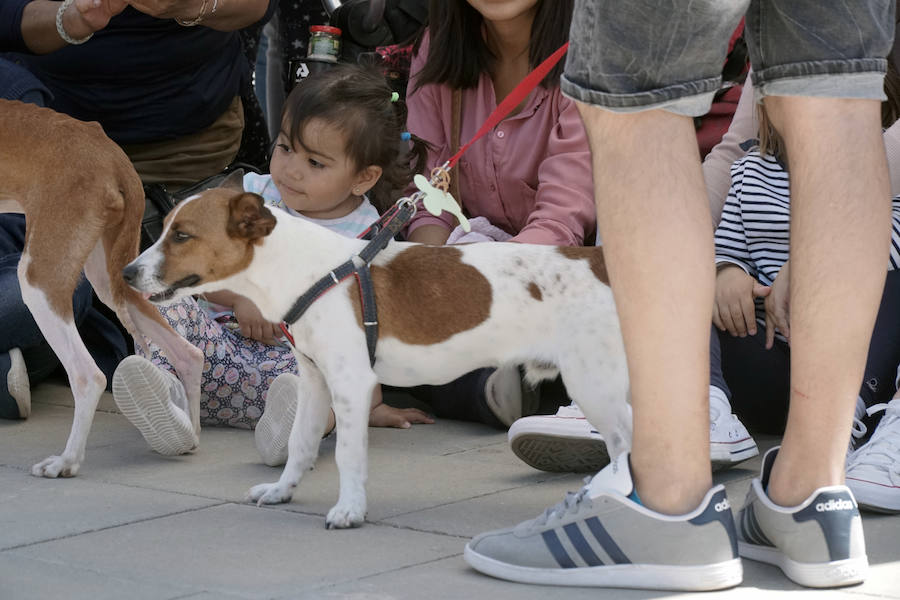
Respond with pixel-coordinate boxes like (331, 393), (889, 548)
(31, 455), (79, 478)
(325, 502), (366, 529)
(246, 482), (294, 506)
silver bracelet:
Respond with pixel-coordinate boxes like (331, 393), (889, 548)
(56, 0), (93, 45)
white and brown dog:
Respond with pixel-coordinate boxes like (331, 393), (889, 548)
(0, 100), (204, 477)
(123, 172), (631, 529)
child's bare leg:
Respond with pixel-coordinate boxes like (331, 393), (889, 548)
(764, 96), (891, 506)
(577, 105), (714, 515)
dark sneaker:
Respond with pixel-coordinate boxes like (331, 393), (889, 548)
(738, 447), (868, 587)
(0, 347), (30, 420)
(464, 453), (742, 590)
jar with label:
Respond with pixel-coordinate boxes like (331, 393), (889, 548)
(308, 25), (342, 62)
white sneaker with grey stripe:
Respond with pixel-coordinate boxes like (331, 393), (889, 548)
(464, 452), (742, 590)
(738, 447), (868, 587)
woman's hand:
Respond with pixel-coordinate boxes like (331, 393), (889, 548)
(713, 265), (768, 337)
(67, 0), (127, 38)
(233, 296), (282, 345)
(763, 260), (791, 348)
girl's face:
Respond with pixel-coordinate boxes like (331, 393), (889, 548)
(465, 0), (538, 23)
(269, 117), (380, 220)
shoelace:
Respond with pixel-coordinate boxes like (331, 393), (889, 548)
(848, 404), (900, 474)
(534, 477), (593, 527)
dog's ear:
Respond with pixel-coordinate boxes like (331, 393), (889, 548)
(226, 193), (276, 241)
(220, 169), (246, 192)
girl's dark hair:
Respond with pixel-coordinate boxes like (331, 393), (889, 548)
(412, 0), (573, 91)
(281, 64), (430, 213)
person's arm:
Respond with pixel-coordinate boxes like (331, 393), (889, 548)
(713, 158), (756, 277)
(18, 0), (124, 54)
(127, 0), (271, 31)
(702, 73), (757, 228)
(510, 95), (595, 246)
(403, 40), (457, 243)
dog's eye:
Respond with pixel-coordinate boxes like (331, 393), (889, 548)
(172, 230), (192, 243)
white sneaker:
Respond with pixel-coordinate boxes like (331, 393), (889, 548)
(7, 347), (30, 419)
(484, 366), (540, 428)
(847, 396), (868, 462)
(112, 355), (197, 455)
(508, 404), (609, 473)
(255, 373), (300, 467)
(709, 386), (758, 469)
(846, 398), (900, 513)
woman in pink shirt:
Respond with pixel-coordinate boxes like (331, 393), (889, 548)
(405, 0), (594, 247)
(398, 0), (590, 431)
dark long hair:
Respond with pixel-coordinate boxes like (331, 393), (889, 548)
(413, 0), (573, 91)
(281, 64), (430, 213)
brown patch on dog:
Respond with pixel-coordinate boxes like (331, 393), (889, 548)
(527, 282), (542, 300)
(557, 246), (609, 284)
(156, 190), (265, 289)
(348, 245), (492, 344)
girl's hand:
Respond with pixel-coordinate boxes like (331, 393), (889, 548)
(763, 260), (791, 349)
(232, 296), (282, 345)
(713, 265), (767, 337)
(368, 402), (434, 428)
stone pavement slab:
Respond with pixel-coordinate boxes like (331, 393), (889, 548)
(1, 381), (898, 600)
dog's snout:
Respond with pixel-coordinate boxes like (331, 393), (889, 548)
(122, 263), (140, 285)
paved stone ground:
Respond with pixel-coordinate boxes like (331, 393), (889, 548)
(1, 381), (898, 599)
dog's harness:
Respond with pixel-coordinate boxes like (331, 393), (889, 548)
(279, 200), (415, 366)
(278, 41), (570, 366)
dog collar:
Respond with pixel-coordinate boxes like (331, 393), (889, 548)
(280, 201), (415, 366)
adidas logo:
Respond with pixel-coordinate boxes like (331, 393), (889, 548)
(815, 498), (855, 512)
(714, 499), (731, 512)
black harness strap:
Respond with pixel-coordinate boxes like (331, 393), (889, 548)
(280, 202), (415, 367)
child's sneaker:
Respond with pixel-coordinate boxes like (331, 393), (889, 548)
(484, 365), (541, 428)
(737, 447), (868, 587)
(846, 399), (900, 513)
(0, 347), (30, 420)
(112, 355), (197, 455)
(709, 386), (758, 469)
(464, 453), (742, 591)
(255, 372), (300, 467)
(508, 404), (609, 473)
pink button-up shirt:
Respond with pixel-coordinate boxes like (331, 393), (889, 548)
(405, 36), (595, 246)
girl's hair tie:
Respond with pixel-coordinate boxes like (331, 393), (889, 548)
(390, 92), (400, 103)
(400, 131), (411, 141)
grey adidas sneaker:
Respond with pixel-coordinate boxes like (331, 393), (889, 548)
(464, 453), (742, 590)
(737, 447), (868, 588)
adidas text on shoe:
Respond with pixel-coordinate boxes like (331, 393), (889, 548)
(508, 404), (609, 473)
(738, 447), (868, 588)
(464, 453), (742, 591)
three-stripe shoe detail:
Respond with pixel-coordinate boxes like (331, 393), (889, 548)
(541, 518), (631, 568)
(740, 502), (774, 547)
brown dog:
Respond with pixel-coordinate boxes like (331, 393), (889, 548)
(0, 100), (203, 477)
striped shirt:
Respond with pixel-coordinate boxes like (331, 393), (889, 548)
(715, 151), (900, 336)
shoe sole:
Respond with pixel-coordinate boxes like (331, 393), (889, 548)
(510, 433), (609, 473)
(739, 541), (867, 588)
(8, 348), (30, 419)
(710, 438), (759, 470)
(254, 385), (298, 467)
(113, 359), (197, 456)
(464, 544), (742, 590)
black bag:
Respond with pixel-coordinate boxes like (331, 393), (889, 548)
(139, 162), (262, 251)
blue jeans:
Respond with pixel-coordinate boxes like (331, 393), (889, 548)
(562, 0), (893, 115)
